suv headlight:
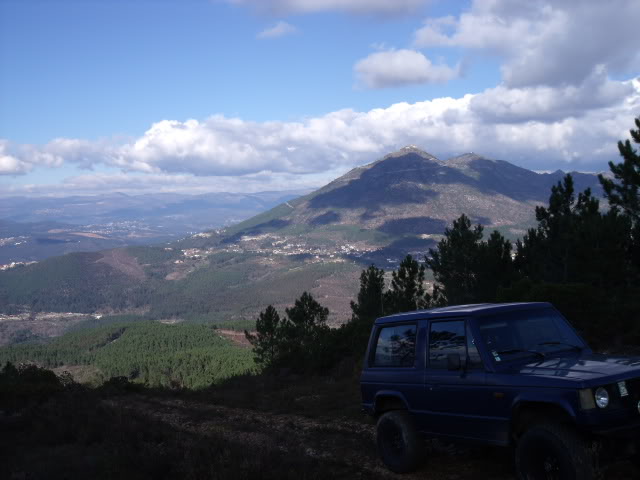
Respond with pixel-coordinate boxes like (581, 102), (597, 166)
(595, 387), (609, 408)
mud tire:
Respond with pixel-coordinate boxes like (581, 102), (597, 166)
(376, 410), (423, 473)
(515, 423), (598, 480)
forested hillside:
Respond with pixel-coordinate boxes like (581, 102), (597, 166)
(0, 322), (255, 388)
(0, 250), (142, 314)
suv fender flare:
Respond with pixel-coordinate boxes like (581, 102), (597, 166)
(510, 395), (577, 441)
(373, 391), (410, 416)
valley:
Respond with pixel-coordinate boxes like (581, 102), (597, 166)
(0, 189), (305, 264)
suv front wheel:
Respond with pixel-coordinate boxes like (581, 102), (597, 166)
(515, 423), (597, 480)
(376, 410), (423, 473)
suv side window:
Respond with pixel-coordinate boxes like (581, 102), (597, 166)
(372, 324), (417, 367)
(429, 320), (484, 369)
(429, 320), (465, 369)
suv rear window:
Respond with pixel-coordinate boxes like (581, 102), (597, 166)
(372, 324), (417, 367)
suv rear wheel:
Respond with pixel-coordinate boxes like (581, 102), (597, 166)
(376, 410), (423, 473)
(515, 423), (597, 480)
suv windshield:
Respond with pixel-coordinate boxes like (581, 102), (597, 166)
(477, 308), (586, 363)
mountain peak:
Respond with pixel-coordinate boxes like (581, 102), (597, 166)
(383, 145), (441, 163)
(446, 152), (488, 165)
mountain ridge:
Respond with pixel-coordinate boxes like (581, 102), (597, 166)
(0, 147), (605, 334)
(223, 146), (602, 239)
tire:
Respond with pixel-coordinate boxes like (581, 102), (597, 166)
(376, 410), (424, 473)
(515, 423), (598, 480)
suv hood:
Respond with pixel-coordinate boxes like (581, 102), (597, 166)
(506, 353), (640, 386)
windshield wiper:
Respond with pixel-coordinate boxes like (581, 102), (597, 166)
(496, 348), (545, 360)
(536, 341), (583, 351)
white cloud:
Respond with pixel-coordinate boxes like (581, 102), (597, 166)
(257, 21), (298, 39)
(0, 153), (26, 175)
(2, 77), (638, 187)
(470, 69), (635, 123)
(227, 0), (428, 16)
(354, 49), (459, 88)
(414, 0), (640, 88)
(0, 140), (57, 175)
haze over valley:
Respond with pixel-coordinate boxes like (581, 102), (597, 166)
(0, 190), (305, 264)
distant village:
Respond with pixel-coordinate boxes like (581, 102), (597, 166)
(0, 227), (441, 272)
(175, 232), (378, 264)
(0, 260), (38, 271)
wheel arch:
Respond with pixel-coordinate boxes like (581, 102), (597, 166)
(511, 400), (577, 443)
(373, 391), (410, 418)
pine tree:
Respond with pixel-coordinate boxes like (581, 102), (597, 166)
(506, 173), (640, 345)
(383, 255), (427, 314)
(475, 230), (514, 302)
(598, 117), (640, 221)
(515, 175), (623, 286)
(426, 214), (484, 304)
(350, 265), (385, 326)
(245, 305), (282, 367)
(280, 292), (331, 372)
(339, 265), (386, 355)
(284, 291), (329, 337)
(528, 175), (578, 283)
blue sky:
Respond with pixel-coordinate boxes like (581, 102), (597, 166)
(1, 0), (639, 196)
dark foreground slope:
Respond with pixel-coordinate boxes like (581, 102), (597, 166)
(1, 367), (636, 480)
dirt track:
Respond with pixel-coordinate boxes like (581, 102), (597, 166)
(113, 396), (513, 479)
(112, 395), (639, 480)
(217, 329), (253, 348)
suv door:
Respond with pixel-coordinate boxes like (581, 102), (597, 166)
(423, 318), (501, 443)
(361, 321), (427, 425)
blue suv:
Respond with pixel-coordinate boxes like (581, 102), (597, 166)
(360, 303), (640, 479)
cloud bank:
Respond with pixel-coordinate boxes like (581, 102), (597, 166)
(2, 78), (638, 188)
(2, 0), (639, 196)
(414, 0), (640, 88)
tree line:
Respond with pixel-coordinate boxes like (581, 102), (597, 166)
(247, 117), (640, 372)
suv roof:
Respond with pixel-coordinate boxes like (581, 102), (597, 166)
(374, 302), (552, 324)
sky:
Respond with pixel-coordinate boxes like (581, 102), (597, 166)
(0, 0), (639, 197)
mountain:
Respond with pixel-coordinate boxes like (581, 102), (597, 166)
(217, 146), (601, 253)
(0, 190), (307, 263)
(0, 147), (603, 336)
